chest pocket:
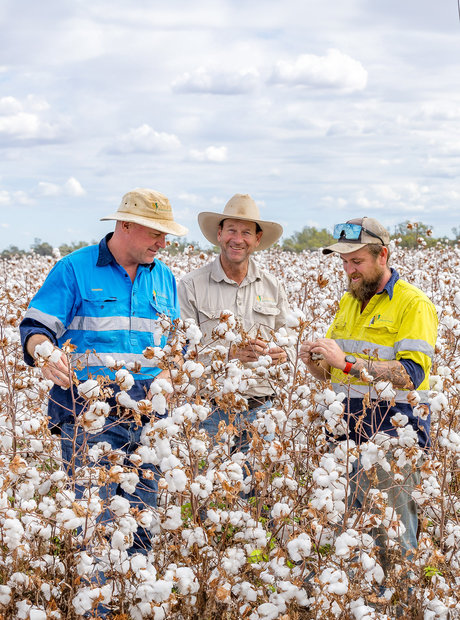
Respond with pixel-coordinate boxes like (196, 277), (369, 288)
(196, 307), (222, 341)
(253, 301), (280, 330)
(81, 296), (118, 316)
(150, 297), (175, 318)
(329, 320), (347, 339)
(362, 322), (399, 354)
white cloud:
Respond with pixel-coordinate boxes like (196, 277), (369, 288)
(109, 124), (181, 154)
(0, 95), (61, 142)
(172, 67), (259, 94)
(38, 178), (86, 197)
(65, 177), (86, 196)
(189, 146), (228, 162)
(270, 49), (367, 92)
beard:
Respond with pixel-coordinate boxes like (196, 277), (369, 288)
(348, 267), (384, 303)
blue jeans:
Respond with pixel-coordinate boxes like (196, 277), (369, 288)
(61, 416), (159, 554)
(200, 400), (271, 454)
(348, 454), (420, 573)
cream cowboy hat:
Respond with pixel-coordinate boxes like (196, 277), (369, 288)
(101, 188), (188, 236)
(198, 193), (283, 251)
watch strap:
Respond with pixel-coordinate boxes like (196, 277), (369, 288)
(343, 361), (354, 374)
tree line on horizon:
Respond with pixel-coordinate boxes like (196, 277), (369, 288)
(1, 221), (460, 259)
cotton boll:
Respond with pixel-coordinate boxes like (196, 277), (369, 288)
(287, 533), (312, 562)
(222, 547), (246, 575)
(151, 393), (167, 416)
(184, 320), (202, 345)
(319, 567), (349, 595)
(116, 369), (135, 391)
(161, 506), (182, 531)
(120, 472), (139, 494)
(271, 502), (291, 519)
(334, 530), (359, 559)
(0, 585), (11, 605)
(110, 496), (131, 516)
(285, 309), (306, 328)
(250, 602), (280, 620)
(77, 379), (100, 400)
(374, 381), (396, 400)
(165, 468), (188, 493)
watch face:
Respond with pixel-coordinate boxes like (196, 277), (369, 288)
(345, 355), (357, 364)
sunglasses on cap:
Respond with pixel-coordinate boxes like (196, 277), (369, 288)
(332, 223), (385, 245)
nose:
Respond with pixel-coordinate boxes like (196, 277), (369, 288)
(157, 234), (167, 248)
(232, 231), (244, 244)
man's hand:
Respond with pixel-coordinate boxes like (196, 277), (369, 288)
(28, 334), (71, 388)
(301, 338), (347, 371)
(229, 338), (286, 363)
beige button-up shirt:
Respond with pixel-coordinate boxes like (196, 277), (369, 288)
(178, 256), (290, 396)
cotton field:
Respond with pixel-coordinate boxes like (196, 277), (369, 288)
(0, 243), (459, 619)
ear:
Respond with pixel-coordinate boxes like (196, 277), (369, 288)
(379, 246), (388, 265)
(255, 230), (263, 247)
(217, 225), (223, 243)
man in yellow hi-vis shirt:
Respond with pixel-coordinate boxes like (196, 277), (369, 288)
(300, 216), (438, 575)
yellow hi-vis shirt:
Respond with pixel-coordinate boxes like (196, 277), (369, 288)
(326, 273), (438, 405)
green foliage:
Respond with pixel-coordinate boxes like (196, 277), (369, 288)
(31, 238), (54, 256)
(282, 226), (334, 252)
(59, 240), (92, 256)
(391, 221), (436, 248)
(0, 245), (26, 259)
(424, 565), (443, 579)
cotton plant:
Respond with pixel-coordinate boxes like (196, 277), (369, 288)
(1, 248), (460, 618)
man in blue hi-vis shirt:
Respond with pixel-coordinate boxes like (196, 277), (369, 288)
(20, 188), (188, 553)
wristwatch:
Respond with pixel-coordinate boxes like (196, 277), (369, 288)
(343, 354), (357, 374)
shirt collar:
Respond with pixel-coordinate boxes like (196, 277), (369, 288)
(97, 233), (115, 266)
(96, 233), (155, 271)
(378, 268), (399, 300)
(211, 255), (262, 285)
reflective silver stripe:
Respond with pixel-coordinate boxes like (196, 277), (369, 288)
(332, 383), (429, 403)
(68, 315), (163, 332)
(335, 338), (434, 360)
(70, 351), (159, 368)
(334, 339), (394, 360)
(24, 307), (66, 339)
(394, 338), (434, 359)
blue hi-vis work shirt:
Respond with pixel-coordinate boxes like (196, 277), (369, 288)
(20, 234), (180, 428)
(326, 269), (438, 448)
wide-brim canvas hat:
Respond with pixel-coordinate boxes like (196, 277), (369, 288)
(323, 216), (390, 254)
(198, 193), (283, 251)
(101, 188), (188, 237)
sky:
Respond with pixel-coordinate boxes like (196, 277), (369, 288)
(1, 0), (460, 250)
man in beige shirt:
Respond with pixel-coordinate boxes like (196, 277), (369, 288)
(178, 193), (289, 448)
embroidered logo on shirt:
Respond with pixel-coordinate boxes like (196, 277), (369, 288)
(256, 295), (275, 303)
(369, 314), (393, 326)
(153, 289), (169, 302)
